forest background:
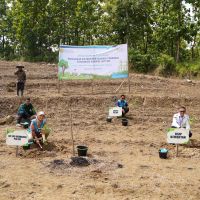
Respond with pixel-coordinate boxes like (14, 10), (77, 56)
(0, 0), (200, 77)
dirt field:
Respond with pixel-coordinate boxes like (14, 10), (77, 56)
(0, 60), (200, 200)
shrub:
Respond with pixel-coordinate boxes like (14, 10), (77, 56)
(156, 54), (176, 76)
(129, 49), (157, 73)
(176, 63), (190, 77)
(176, 61), (200, 78)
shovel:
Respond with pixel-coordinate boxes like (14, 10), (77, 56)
(35, 138), (43, 150)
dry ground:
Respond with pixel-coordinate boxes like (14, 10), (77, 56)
(0, 61), (200, 200)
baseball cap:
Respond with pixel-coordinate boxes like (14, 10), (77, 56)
(37, 111), (45, 116)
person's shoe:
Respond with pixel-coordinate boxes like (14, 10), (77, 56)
(16, 123), (21, 127)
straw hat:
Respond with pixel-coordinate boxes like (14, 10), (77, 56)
(16, 65), (24, 68)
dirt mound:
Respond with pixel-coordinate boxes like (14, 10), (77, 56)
(43, 156), (123, 176)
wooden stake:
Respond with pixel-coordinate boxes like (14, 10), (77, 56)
(45, 100), (48, 113)
(58, 80), (60, 94)
(127, 42), (130, 93)
(176, 144), (179, 157)
(16, 146), (19, 157)
(115, 80), (125, 93)
(70, 108), (75, 156)
(128, 75), (131, 93)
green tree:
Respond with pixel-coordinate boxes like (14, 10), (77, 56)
(58, 59), (68, 75)
(10, 0), (51, 59)
(0, 0), (200, 77)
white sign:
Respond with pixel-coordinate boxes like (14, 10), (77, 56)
(167, 128), (189, 144)
(109, 107), (122, 117)
(6, 130), (29, 146)
(58, 44), (128, 80)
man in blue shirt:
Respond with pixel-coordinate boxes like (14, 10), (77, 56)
(116, 95), (129, 117)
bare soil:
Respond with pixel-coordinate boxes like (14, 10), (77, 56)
(0, 60), (200, 200)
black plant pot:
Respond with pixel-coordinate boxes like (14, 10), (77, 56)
(106, 116), (112, 122)
(159, 150), (168, 159)
(77, 145), (88, 157)
(122, 118), (128, 126)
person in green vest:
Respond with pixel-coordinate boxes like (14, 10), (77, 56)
(16, 97), (36, 124)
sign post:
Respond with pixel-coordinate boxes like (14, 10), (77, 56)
(167, 128), (189, 157)
(16, 146), (19, 157)
(176, 144), (179, 157)
(6, 130), (29, 157)
(109, 107), (122, 117)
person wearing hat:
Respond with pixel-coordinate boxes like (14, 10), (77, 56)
(17, 97), (36, 124)
(30, 111), (50, 148)
(14, 65), (26, 96)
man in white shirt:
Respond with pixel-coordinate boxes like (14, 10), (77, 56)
(171, 106), (192, 137)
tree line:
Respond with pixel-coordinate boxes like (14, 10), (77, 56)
(0, 0), (200, 77)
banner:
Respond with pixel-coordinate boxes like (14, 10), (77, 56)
(58, 44), (128, 80)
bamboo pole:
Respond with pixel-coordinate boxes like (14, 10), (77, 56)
(69, 108), (75, 156)
(115, 80), (125, 93)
